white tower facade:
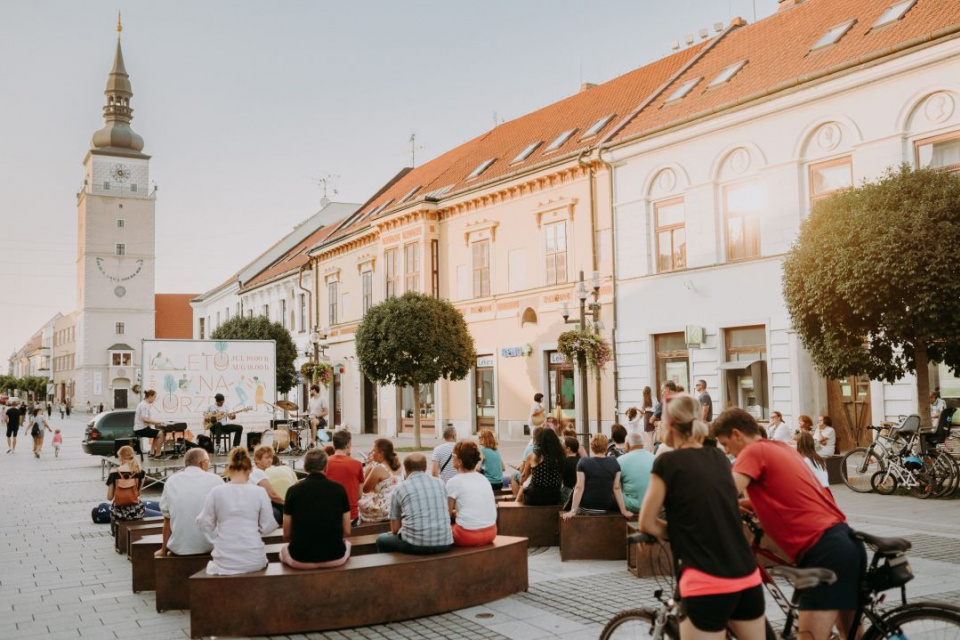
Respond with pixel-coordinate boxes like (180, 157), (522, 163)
(75, 27), (156, 409)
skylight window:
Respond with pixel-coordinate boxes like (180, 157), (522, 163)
(665, 77), (702, 102)
(511, 142), (542, 164)
(580, 115), (616, 139)
(467, 158), (496, 180)
(424, 184), (453, 199)
(367, 199), (394, 217)
(872, 0), (916, 29)
(398, 186), (421, 204)
(811, 19), (856, 50)
(707, 60), (748, 88)
(545, 129), (577, 152)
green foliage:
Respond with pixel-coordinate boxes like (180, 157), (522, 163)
(356, 292), (475, 389)
(783, 166), (960, 421)
(300, 361), (333, 385)
(558, 328), (611, 373)
(211, 315), (298, 393)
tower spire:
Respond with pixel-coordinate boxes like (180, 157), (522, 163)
(90, 15), (145, 155)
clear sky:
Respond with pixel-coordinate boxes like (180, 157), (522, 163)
(0, 0), (779, 361)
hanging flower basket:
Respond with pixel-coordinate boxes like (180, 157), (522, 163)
(300, 361), (333, 385)
(557, 328), (611, 373)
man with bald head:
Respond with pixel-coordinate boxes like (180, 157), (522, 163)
(376, 453), (453, 555)
(156, 448), (223, 557)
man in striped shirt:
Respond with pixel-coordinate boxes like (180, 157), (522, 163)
(376, 454), (453, 555)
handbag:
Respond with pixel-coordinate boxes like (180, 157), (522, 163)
(113, 472), (140, 507)
(531, 406), (546, 427)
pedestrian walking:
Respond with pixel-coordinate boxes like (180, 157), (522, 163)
(65, 398), (71, 417)
(46, 402), (52, 418)
(6, 400), (26, 454)
(59, 403), (65, 419)
(30, 408), (52, 458)
(53, 428), (63, 457)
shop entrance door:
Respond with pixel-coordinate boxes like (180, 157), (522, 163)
(827, 374), (871, 451)
(362, 375), (377, 434)
(113, 389), (128, 409)
(547, 351), (575, 429)
(475, 356), (495, 433)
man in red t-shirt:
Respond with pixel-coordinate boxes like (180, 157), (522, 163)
(713, 408), (865, 640)
(324, 430), (364, 524)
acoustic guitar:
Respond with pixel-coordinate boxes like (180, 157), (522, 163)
(203, 406), (253, 428)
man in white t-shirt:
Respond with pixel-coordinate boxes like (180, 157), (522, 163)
(134, 390), (166, 458)
(306, 384), (329, 448)
(430, 425), (458, 484)
(814, 415), (837, 457)
(156, 448), (223, 557)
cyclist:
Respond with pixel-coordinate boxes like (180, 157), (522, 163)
(639, 394), (766, 640)
(712, 408), (866, 640)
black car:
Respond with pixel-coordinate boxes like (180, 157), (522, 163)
(81, 410), (136, 456)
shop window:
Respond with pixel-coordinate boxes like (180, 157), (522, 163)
(401, 383), (436, 432)
(809, 157), (853, 205)
(916, 131), (960, 172)
(404, 243), (420, 293)
(385, 248), (399, 298)
(199, 317), (205, 339)
(655, 198), (686, 272)
(723, 181), (761, 262)
(655, 333), (689, 394)
(721, 325), (768, 420)
(472, 240), (491, 298)
(547, 351), (575, 427)
(544, 221), (568, 285)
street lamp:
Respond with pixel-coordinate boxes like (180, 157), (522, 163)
(561, 269), (602, 445)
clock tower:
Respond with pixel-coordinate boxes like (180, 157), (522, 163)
(75, 17), (155, 409)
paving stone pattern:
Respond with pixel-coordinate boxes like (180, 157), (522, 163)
(3, 415), (960, 640)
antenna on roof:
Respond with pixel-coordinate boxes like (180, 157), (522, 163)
(313, 173), (340, 208)
(409, 133), (424, 167)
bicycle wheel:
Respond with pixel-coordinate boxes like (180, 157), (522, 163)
(908, 470), (935, 499)
(931, 453), (958, 499)
(600, 608), (679, 640)
(841, 447), (885, 493)
(871, 470), (898, 495)
(861, 602), (960, 640)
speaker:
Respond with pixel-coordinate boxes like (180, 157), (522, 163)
(246, 431), (262, 452)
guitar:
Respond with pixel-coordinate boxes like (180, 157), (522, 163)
(203, 406), (253, 428)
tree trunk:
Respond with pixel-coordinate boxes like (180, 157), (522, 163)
(412, 384), (422, 449)
(915, 339), (932, 430)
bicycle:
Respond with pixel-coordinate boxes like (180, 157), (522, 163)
(600, 519), (960, 639)
(841, 418), (909, 493)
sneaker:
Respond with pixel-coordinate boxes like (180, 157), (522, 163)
(34, 452), (39, 458)
(5, 449), (9, 454)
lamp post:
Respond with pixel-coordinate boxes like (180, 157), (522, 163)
(562, 269), (602, 446)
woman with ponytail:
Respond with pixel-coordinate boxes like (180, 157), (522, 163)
(196, 446), (278, 575)
(357, 439), (403, 522)
(638, 394), (766, 640)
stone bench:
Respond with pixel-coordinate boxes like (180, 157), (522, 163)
(559, 513), (631, 561)
(131, 520), (390, 593)
(188, 536), (529, 638)
(114, 516), (163, 554)
(156, 534), (382, 611)
(495, 502), (561, 547)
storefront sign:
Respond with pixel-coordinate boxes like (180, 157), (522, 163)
(476, 355), (495, 368)
(501, 347), (523, 358)
(685, 325), (705, 348)
(549, 352), (568, 364)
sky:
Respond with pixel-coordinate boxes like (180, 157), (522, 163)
(0, 0), (780, 361)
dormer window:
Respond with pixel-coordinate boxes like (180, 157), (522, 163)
(398, 186), (421, 204)
(467, 158), (496, 180)
(545, 129), (577, 153)
(811, 19), (856, 50)
(872, 0), (915, 29)
(511, 142), (542, 164)
(580, 115), (615, 140)
(708, 60), (748, 88)
(665, 77), (702, 103)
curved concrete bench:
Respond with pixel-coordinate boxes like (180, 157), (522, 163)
(188, 536), (529, 638)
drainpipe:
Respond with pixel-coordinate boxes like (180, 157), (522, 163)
(578, 151), (602, 433)
(596, 149), (620, 421)
(298, 263), (313, 336)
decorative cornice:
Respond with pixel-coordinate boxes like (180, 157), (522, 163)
(463, 219), (499, 245)
(533, 196), (578, 228)
(356, 253), (376, 272)
(313, 230), (379, 263)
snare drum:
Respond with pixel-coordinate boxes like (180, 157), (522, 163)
(271, 428), (291, 451)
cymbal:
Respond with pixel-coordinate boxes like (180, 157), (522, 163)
(275, 400), (298, 411)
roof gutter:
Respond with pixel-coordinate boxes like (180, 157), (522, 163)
(298, 264), (314, 334)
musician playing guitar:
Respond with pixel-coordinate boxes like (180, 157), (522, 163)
(204, 393), (243, 449)
(306, 384), (329, 449)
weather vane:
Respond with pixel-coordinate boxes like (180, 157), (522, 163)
(117, 10), (123, 36)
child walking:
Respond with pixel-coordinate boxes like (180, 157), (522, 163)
(53, 428), (63, 457)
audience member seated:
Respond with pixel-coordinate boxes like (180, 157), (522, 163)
(376, 453), (453, 555)
(561, 436), (581, 504)
(156, 448), (222, 557)
(265, 452), (298, 499)
(446, 441), (498, 546)
(358, 438), (403, 522)
(563, 434), (632, 519)
(325, 430), (364, 525)
(251, 445), (286, 525)
(281, 449), (352, 569)
(430, 425), (459, 484)
(814, 415), (837, 457)
(106, 445), (160, 534)
(517, 428), (565, 506)
(606, 424), (627, 458)
(478, 429), (505, 491)
(196, 447), (278, 575)
(511, 426), (545, 498)
(618, 439), (655, 514)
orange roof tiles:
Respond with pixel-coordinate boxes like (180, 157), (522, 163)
(155, 294), (197, 339)
(240, 221), (344, 292)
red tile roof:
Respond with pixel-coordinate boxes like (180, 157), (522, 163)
(239, 221), (344, 292)
(155, 294), (197, 339)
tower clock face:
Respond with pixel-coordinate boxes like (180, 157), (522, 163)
(111, 163), (130, 183)
(114, 286), (127, 298)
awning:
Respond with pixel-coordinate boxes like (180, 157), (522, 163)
(717, 359), (761, 371)
(108, 343), (134, 351)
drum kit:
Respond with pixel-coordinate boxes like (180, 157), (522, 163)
(264, 400), (309, 455)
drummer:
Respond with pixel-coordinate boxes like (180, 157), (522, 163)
(205, 394), (243, 449)
(306, 384), (329, 449)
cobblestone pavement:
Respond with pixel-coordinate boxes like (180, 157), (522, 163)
(2, 414), (959, 639)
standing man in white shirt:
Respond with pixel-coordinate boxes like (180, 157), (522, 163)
(156, 448), (223, 557)
(135, 390), (166, 458)
(814, 415), (837, 457)
(306, 384), (329, 449)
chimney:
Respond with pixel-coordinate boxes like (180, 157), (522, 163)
(778, 0), (803, 10)
(579, 82), (598, 93)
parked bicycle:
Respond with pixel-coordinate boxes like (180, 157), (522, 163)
(600, 516), (960, 639)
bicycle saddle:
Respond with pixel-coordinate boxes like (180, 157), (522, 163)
(853, 531), (911, 553)
(769, 566), (837, 590)
(627, 532), (659, 545)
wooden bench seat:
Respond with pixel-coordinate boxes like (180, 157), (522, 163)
(495, 502), (561, 547)
(559, 513), (631, 561)
(125, 522), (163, 558)
(156, 534), (382, 611)
(114, 516), (163, 554)
(188, 536), (529, 638)
(626, 522), (673, 577)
